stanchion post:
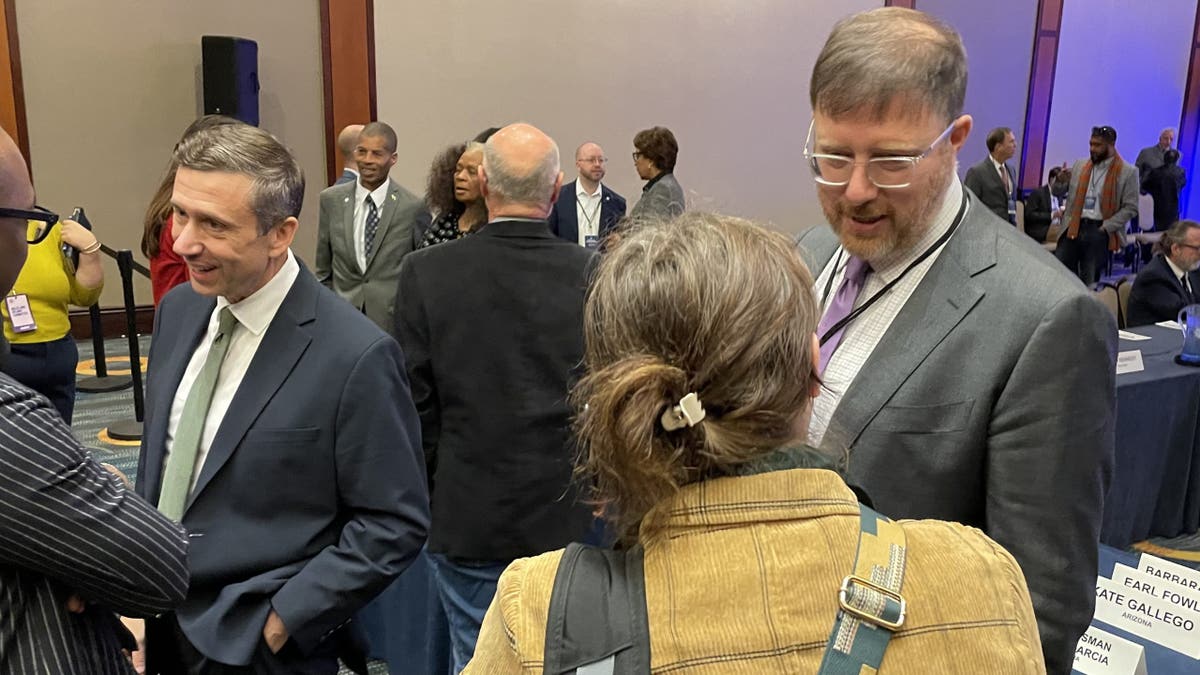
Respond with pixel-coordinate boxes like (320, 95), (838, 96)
(76, 301), (133, 393)
(105, 249), (145, 441)
(90, 304), (106, 378)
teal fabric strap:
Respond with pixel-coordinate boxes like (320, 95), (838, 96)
(816, 504), (908, 675)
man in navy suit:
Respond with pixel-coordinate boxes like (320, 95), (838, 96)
(1128, 219), (1200, 326)
(137, 123), (429, 674)
(548, 141), (626, 248)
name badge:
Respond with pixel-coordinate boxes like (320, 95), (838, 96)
(1007, 197), (1017, 217)
(584, 234), (600, 249)
(1085, 195), (1098, 210)
(4, 294), (37, 333)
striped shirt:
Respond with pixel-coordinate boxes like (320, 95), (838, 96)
(0, 373), (189, 674)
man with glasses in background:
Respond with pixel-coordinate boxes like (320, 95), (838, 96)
(0, 126), (189, 673)
(795, 9), (1116, 674)
(548, 142), (626, 249)
(1058, 125), (1139, 284)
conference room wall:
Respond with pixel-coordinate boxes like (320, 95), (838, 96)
(918, 0), (1039, 184)
(1043, 0), (1194, 185)
(14, 0), (325, 307)
(373, 0), (879, 236)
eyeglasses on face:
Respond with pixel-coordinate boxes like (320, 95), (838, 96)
(631, 151), (643, 161)
(0, 205), (59, 244)
(580, 156), (608, 164)
(803, 119), (958, 190)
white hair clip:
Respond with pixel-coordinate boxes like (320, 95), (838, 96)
(660, 392), (706, 432)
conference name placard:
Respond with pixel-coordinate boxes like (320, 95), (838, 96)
(1093, 574), (1200, 658)
(1136, 552), (1200, 595)
(1073, 625), (1146, 675)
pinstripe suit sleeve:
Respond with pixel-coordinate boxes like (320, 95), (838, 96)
(0, 375), (189, 617)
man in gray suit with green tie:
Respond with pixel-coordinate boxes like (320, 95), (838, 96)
(796, 9), (1116, 674)
(316, 122), (430, 334)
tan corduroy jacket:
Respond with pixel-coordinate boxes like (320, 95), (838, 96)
(464, 468), (1046, 674)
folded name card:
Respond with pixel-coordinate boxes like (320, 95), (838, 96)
(1093, 575), (1200, 657)
(1116, 350), (1145, 375)
(1074, 624), (1147, 675)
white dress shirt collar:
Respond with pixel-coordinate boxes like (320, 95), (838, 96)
(215, 249), (300, 336)
(576, 179), (602, 198)
(355, 179), (390, 209)
(1165, 254), (1190, 283)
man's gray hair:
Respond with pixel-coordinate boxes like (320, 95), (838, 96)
(482, 132), (560, 207)
(811, 7), (967, 124)
(1157, 219), (1200, 256)
(174, 123), (305, 235)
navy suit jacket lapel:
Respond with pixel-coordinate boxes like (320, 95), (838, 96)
(559, 181), (579, 243)
(185, 271), (317, 510)
(600, 186), (620, 233)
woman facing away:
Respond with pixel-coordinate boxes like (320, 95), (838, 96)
(464, 213), (1045, 674)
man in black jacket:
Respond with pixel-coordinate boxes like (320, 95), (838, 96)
(1142, 149), (1186, 232)
(395, 122), (595, 673)
(1128, 219), (1200, 326)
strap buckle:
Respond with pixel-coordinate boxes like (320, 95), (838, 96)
(838, 574), (906, 630)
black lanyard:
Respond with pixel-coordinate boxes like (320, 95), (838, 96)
(818, 191), (969, 347)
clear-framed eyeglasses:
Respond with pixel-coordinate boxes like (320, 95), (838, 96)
(803, 119), (957, 189)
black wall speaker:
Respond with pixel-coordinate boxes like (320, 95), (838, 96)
(201, 35), (259, 126)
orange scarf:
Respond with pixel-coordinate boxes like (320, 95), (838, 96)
(1066, 153), (1125, 252)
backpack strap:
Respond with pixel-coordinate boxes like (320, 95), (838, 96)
(543, 542), (651, 675)
(816, 504), (909, 675)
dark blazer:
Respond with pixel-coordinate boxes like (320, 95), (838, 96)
(0, 373), (188, 675)
(1127, 254), (1200, 326)
(315, 177), (432, 335)
(963, 156), (1016, 223)
(1022, 185), (1054, 243)
(547, 180), (626, 247)
(334, 168), (357, 186)
(395, 219), (595, 561)
(137, 263), (429, 669)
(796, 191), (1116, 675)
(1141, 164), (1186, 230)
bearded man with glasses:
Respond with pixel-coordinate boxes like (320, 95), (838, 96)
(795, 8), (1116, 674)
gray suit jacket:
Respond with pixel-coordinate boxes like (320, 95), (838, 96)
(1062, 157), (1139, 247)
(796, 196), (1116, 675)
(629, 172), (685, 221)
(137, 267), (429, 668)
(963, 156), (1016, 222)
(315, 177), (431, 334)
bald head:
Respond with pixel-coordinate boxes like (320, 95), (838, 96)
(0, 127), (33, 295)
(481, 123), (563, 218)
(337, 124), (365, 167)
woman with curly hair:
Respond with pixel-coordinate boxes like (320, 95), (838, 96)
(465, 213), (1045, 674)
(421, 141), (487, 248)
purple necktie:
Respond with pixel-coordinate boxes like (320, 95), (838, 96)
(818, 255), (871, 373)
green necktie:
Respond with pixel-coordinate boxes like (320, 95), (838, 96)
(158, 307), (238, 520)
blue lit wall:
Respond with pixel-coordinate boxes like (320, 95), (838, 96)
(920, 0), (1040, 183)
(1044, 0), (1193, 194)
